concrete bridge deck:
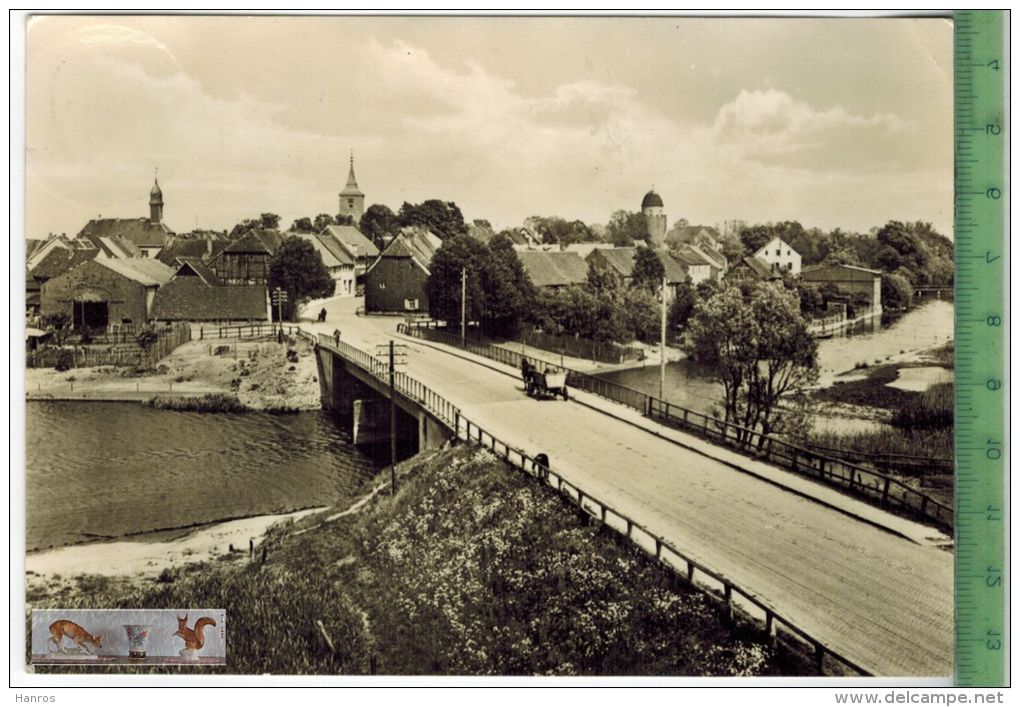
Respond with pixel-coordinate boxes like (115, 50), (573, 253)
(305, 297), (954, 677)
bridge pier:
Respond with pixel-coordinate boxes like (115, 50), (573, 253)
(315, 343), (454, 456)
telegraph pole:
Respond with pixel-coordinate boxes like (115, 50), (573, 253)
(460, 268), (467, 347)
(389, 339), (397, 495)
(272, 287), (288, 338)
(660, 274), (668, 401)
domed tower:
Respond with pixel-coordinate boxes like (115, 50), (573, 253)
(641, 188), (667, 245)
(338, 150), (365, 222)
(149, 175), (164, 225)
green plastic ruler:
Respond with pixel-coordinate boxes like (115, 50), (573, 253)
(953, 9), (1007, 687)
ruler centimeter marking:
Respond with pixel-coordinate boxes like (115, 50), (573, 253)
(954, 10), (1006, 687)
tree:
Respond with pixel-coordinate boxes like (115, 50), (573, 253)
(360, 204), (399, 249)
(881, 272), (913, 311)
(667, 278), (696, 334)
(685, 284), (817, 440)
(290, 217), (314, 233)
(268, 238), (335, 320)
(524, 216), (592, 248)
(136, 326), (159, 353)
(797, 283), (825, 317)
(480, 234), (536, 337)
(426, 234), (489, 325)
(313, 213), (337, 233)
(584, 263), (628, 342)
(606, 210), (649, 246)
(631, 246), (665, 293)
(42, 312), (70, 345)
(621, 287), (659, 343)
(738, 224), (773, 255)
(398, 200), (468, 240)
(229, 212), (282, 239)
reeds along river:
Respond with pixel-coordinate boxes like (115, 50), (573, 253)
(26, 401), (382, 552)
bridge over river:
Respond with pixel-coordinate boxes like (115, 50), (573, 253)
(306, 297), (954, 678)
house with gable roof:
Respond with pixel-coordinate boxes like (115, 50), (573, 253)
(364, 227), (442, 313)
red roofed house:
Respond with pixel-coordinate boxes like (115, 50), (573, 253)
(364, 228), (442, 313)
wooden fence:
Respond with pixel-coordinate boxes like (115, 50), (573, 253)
(201, 323), (304, 340)
(397, 322), (953, 533)
(314, 331), (872, 677)
(27, 323), (192, 369)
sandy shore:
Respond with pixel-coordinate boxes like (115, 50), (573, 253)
(25, 507), (327, 591)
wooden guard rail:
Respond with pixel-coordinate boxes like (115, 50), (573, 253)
(397, 322), (954, 534)
(313, 329), (873, 676)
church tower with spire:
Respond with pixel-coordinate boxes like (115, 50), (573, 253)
(338, 151), (365, 222)
(149, 172), (164, 225)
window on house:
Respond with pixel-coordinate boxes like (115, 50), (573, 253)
(348, 199), (354, 208)
(379, 282), (386, 289)
(776, 249), (781, 256)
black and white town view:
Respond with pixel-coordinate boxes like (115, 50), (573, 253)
(24, 16), (955, 677)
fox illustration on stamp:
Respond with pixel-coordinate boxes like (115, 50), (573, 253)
(48, 620), (103, 655)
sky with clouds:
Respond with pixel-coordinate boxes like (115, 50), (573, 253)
(25, 15), (954, 239)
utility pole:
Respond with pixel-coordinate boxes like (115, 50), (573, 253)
(460, 268), (467, 347)
(660, 274), (668, 401)
(272, 287), (288, 338)
(389, 339), (397, 496)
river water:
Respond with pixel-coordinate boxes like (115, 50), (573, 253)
(597, 300), (955, 415)
(26, 402), (381, 551)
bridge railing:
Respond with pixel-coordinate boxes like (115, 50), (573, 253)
(455, 414), (872, 677)
(316, 328), (871, 676)
(316, 333), (460, 431)
(397, 322), (954, 534)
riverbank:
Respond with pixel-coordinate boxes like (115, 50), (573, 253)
(28, 443), (802, 676)
(25, 331), (322, 411)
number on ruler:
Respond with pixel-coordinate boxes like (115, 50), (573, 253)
(986, 123), (1001, 135)
(987, 59), (1000, 70)
(986, 251), (1000, 263)
(986, 567), (1002, 587)
(986, 187), (1001, 199)
(987, 630), (1002, 651)
(987, 315), (1002, 326)
(986, 379), (1001, 391)
(987, 505), (1002, 522)
(986, 438), (1002, 460)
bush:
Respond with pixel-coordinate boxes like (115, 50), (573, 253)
(54, 349), (74, 372)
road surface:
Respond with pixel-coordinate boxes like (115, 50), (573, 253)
(304, 298), (954, 677)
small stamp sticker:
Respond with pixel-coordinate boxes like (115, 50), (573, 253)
(31, 609), (226, 666)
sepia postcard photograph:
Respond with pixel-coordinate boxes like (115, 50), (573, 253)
(13, 11), (971, 690)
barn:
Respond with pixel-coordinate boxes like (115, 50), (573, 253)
(800, 264), (883, 315)
(40, 258), (175, 330)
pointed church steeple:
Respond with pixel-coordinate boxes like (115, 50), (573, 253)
(149, 168), (164, 224)
(338, 150), (365, 221)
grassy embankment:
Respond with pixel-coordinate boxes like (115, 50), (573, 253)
(30, 444), (804, 676)
(802, 341), (954, 506)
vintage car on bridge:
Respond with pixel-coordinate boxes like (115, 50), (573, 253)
(521, 359), (568, 401)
